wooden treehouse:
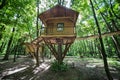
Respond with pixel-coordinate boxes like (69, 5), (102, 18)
(24, 5), (79, 66)
(39, 5), (78, 38)
(38, 5), (79, 64)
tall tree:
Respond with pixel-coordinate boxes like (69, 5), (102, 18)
(0, 0), (36, 57)
(90, 0), (113, 80)
(36, 0), (39, 37)
(93, 0), (120, 59)
(2, 27), (15, 60)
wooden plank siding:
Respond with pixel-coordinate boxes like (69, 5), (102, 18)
(44, 18), (74, 35)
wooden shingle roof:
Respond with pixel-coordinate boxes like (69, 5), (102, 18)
(39, 5), (79, 26)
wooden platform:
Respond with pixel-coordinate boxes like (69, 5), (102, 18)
(41, 35), (76, 45)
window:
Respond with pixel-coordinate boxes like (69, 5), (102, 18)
(57, 23), (64, 31)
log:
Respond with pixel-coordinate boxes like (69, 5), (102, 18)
(76, 31), (120, 40)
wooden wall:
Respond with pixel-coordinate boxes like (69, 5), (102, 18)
(44, 18), (75, 35)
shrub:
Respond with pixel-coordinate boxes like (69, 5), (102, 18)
(50, 60), (69, 72)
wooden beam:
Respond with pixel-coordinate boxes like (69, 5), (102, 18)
(43, 38), (58, 59)
(62, 43), (71, 59)
(76, 31), (120, 40)
(31, 36), (43, 44)
(44, 17), (74, 22)
(41, 35), (76, 38)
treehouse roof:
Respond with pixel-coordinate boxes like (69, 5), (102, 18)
(39, 5), (79, 26)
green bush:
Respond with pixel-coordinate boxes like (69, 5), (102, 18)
(50, 60), (69, 72)
(109, 61), (120, 71)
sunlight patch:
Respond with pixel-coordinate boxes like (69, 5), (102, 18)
(1, 66), (29, 79)
(86, 64), (96, 68)
(33, 63), (50, 74)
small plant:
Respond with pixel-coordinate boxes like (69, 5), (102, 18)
(50, 60), (69, 72)
(109, 61), (120, 71)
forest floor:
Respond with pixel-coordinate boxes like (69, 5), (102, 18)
(0, 56), (120, 80)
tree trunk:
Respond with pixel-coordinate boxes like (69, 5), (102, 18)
(0, 42), (4, 52)
(57, 43), (63, 64)
(3, 28), (15, 60)
(100, 10), (120, 59)
(35, 46), (39, 66)
(0, 25), (5, 40)
(83, 40), (87, 55)
(13, 45), (18, 62)
(90, 0), (113, 80)
(94, 0), (120, 59)
(111, 36), (120, 58)
(36, 0), (39, 37)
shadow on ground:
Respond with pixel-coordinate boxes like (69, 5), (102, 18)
(0, 57), (120, 80)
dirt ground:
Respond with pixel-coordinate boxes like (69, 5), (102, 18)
(0, 56), (120, 80)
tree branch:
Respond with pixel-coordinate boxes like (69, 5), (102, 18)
(76, 30), (120, 40)
(110, 0), (120, 19)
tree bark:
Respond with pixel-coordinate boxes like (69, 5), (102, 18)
(0, 42), (4, 52)
(13, 45), (18, 62)
(0, 25), (5, 40)
(90, 0), (113, 80)
(35, 45), (39, 66)
(58, 43), (63, 64)
(34, 0), (40, 66)
(3, 28), (15, 60)
(36, 0), (39, 37)
(111, 36), (120, 58)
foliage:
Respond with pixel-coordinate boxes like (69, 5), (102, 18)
(0, 0), (120, 60)
(50, 60), (69, 72)
(108, 59), (120, 73)
(0, 0), (36, 56)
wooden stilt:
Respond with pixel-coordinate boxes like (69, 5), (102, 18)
(58, 40), (63, 64)
(43, 38), (58, 59)
(43, 37), (75, 63)
(62, 43), (72, 59)
(35, 45), (39, 66)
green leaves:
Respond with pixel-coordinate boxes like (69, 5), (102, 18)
(0, 0), (37, 54)
(0, 0), (120, 58)
(50, 60), (69, 72)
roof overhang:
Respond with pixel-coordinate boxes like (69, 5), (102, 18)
(39, 5), (79, 27)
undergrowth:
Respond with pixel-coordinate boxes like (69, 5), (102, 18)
(50, 60), (69, 72)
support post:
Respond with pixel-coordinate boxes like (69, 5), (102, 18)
(58, 42), (63, 64)
(43, 37), (75, 65)
(35, 45), (39, 66)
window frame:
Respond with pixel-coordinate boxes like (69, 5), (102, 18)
(57, 23), (64, 31)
